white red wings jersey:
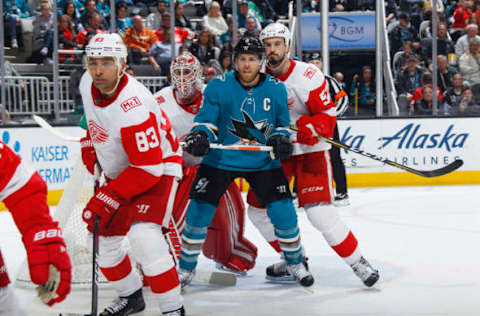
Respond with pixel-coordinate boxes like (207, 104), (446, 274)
(266, 59), (337, 154)
(0, 141), (36, 201)
(154, 86), (204, 167)
(80, 73), (183, 183)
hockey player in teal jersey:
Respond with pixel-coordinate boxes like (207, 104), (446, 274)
(178, 37), (314, 288)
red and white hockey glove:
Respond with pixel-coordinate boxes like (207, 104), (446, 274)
(296, 114), (331, 146)
(82, 186), (125, 232)
(80, 134), (97, 175)
(22, 223), (72, 306)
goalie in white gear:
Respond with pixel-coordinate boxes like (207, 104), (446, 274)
(154, 52), (258, 275)
(246, 23), (379, 287)
(80, 33), (185, 316)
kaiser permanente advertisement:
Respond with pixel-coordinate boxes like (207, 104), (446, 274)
(301, 12), (376, 51)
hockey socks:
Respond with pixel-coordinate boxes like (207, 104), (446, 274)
(266, 199), (303, 265)
(179, 199), (216, 271)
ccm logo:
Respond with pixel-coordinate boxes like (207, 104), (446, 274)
(33, 229), (62, 241)
(121, 96), (142, 112)
(301, 186), (324, 194)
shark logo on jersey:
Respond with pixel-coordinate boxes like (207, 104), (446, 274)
(229, 110), (272, 144)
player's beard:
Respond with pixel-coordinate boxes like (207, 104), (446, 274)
(267, 51), (287, 70)
(238, 70), (259, 84)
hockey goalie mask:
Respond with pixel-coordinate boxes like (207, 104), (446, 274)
(171, 52), (203, 104)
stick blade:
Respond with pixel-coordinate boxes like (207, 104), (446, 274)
(194, 270), (237, 286)
(417, 159), (464, 178)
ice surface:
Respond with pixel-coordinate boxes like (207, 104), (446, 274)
(2, 185), (480, 315)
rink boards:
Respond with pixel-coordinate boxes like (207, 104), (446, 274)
(0, 116), (478, 210)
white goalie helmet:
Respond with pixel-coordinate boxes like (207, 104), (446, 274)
(170, 52), (203, 104)
(85, 33), (128, 67)
(259, 22), (291, 47)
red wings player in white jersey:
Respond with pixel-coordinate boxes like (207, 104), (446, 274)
(154, 52), (257, 274)
(0, 141), (72, 315)
(79, 33), (184, 316)
(247, 23), (379, 287)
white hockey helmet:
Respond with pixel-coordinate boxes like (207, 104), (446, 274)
(170, 52), (203, 104)
(85, 33), (128, 65)
(259, 22), (291, 47)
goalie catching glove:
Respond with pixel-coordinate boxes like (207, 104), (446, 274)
(22, 223), (72, 306)
(185, 130), (210, 157)
(82, 186), (126, 233)
(296, 114), (335, 146)
(267, 134), (292, 160)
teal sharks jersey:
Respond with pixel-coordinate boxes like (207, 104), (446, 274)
(192, 71), (291, 171)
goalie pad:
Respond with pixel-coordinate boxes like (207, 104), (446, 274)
(168, 166), (257, 272)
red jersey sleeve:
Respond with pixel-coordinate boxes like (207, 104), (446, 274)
(305, 79), (336, 114)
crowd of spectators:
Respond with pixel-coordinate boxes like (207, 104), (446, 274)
(3, 0), (480, 116)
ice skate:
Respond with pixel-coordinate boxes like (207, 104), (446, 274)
(351, 256), (379, 287)
(163, 306), (185, 316)
(216, 262), (248, 277)
(266, 257), (309, 283)
(99, 288), (145, 316)
(287, 262), (314, 287)
(178, 268), (195, 288)
(334, 193), (350, 207)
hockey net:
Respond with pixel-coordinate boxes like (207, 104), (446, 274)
(15, 157), (112, 289)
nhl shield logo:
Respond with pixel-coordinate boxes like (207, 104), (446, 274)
(88, 120), (109, 144)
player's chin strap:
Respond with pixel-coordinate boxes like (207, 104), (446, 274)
(101, 66), (125, 96)
(289, 125), (463, 177)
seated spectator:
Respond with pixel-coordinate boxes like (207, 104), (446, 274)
(454, 86), (480, 114)
(76, 12), (106, 48)
(32, 2), (54, 63)
(148, 26), (179, 75)
(190, 29), (217, 65)
(58, 14), (76, 63)
(412, 85), (436, 115)
(243, 16), (260, 38)
(204, 66), (217, 83)
(455, 24), (480, 57)
(459, 39), (480, 86)
(63, 1), (84, 34)
(81, 0), (102, 29)
(220, 16), (234, 47)
(203, 1), (228, 37)
(3, 0), (31, 48)
(237, 0), (250, 28)
(350, 66), (376, 115)
(443, 73), (465, 110)
(146, 0), (166, 31)
(329, 0), (355, 12)
(436, 55), (458, 93)
(410, 72), (444, 107)
(96, 0), (110, 21)
(452, 0), (473, 31)
(393, 41), (421, 76)
(334, 72), (346, 89)
(421, 22), (455, 66)
(115, 2), (132, 35)
(219, 49), (233, 73)
(395, 55), (425, 101)
(155, 13), (192, 45)
(389, 12), (420, 56)
(398, 0), (423, 31)
(124, 15), (159, 64)
(175, 2), (192, 30)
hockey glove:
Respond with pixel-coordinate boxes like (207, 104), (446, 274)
(22, 223), (72, 306)
(82, 186), (125, 232)
(80, 134), (97, 175)
(185, 130), (210, 157)
(267, 134), (293, 160)
(296, 114), (331, 146)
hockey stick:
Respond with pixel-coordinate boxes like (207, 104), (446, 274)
(32, 115), (82, 142)
(290, 126), (463, 178)
(32, 116), (271, 153)
(90, 165), (101, 316)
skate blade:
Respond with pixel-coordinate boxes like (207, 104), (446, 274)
(334, 199), (350, 207)
(265, 275), (297, 284)
(216, 263), (248, 277)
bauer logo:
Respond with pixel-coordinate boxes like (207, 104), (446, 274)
(120, 96), (142, 112)
(378, 124), (468, 152)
